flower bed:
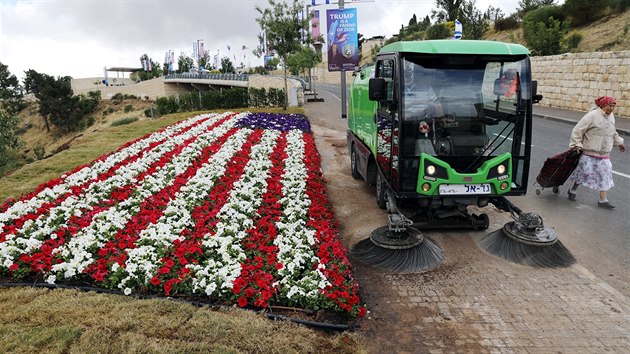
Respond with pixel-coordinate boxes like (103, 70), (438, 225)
(0, 112), (365, 317)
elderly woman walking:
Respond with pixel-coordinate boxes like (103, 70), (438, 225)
(567, 96), (626, 209)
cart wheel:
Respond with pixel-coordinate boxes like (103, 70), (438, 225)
(535, 188), (542, 197)
(552, 187), (560, 195)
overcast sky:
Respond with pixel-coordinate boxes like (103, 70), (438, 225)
(1, 0), (525, 81)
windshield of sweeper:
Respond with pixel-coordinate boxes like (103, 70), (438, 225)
(400, 55), (530, 159)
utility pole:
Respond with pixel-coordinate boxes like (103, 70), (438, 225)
(339, 0), (347, 119)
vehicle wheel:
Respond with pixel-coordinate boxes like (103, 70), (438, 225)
(376, 172), (387, 209)
(350, 144), (361, 180)
(474, 213), (490, 230)
(552, 186), (560, 195)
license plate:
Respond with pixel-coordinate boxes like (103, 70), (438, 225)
(438, 183), (492, 195)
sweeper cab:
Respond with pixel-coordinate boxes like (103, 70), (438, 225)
(347, 40), (575, 271)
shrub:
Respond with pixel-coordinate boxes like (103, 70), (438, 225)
(155, 96), (179, 116)
(111, 117), (139, 126)
(268, 88), (286, 107)
(124, 104), (134, 113)
(34, 144), (46, 160)
(144, 107), (155, 118)
(523, 16), (568, 55)
(425, 23), (451, 40)
(562, 0), (612, 27)
(613, 0), (630, 11)
(522, 6), (570, 56)
(221, 88), (248, 109)
(111, 93), (124, 104)
(563, 31), (583, 51)
(523, 5), (566, 25)
(177, 92), (198, 112)
(249, 88), (268, 107)
(494, 14), (520, 31)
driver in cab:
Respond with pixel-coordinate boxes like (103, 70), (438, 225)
(403, 65), (444, 120)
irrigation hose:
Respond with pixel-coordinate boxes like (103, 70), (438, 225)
(0, 282), (354, 331)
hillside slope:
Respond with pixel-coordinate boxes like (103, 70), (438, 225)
(483, 9), (630, 52)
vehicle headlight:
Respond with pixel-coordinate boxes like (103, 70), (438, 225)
(426, 165), (436, 176)
(497, 164), (506, 175)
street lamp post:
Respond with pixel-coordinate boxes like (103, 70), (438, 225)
(339, 0), (347, 119)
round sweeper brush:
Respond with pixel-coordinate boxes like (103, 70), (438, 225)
(479, 212), (576, 268)
(351, 226), (443, 273)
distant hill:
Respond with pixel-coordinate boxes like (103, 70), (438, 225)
(483, 9), (630, 53)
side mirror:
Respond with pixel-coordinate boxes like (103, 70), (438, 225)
(369, 78), (387, 101)
(532, 80), (543, 104)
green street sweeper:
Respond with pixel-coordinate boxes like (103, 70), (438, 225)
(347, 40), (575, 271)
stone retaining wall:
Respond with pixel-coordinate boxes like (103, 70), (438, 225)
(531, 51), (630, 117)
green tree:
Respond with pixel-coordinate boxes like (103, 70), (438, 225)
(286, 45), (321, 76)
(137, 54), (162, 81)
(198, 51), (212, 70)
(24, 70), (98, 133)
(432, 0), (464, 22)
(220, 57), (235, 74)
(265, 57), (280, 71)
(177, 54), (194, 73)
(0, 106), (21, 168)
(459, 0), (489, 39)
(523, 15), (568, 55)
(485, 5), (505, 22)
(0, 62), (25, 114)
(255, 0), (310, 109)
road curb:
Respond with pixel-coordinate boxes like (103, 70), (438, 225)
(533, 114), (630, 137)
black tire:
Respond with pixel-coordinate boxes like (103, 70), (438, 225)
(474, 213), (490, 230)
(350, 144), (361, 179)
(376, 172), (387, 209)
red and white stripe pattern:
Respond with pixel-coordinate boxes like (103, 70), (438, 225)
(0, 112), (365, 316)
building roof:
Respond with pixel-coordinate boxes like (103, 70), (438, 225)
(105, 67), (144, 73)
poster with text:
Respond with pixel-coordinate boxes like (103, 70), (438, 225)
(326, 8), (358, 72)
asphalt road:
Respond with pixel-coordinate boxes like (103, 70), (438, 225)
(310, 82), (630, 297)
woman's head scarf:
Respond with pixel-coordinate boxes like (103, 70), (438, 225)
(595, 96), (616, 108)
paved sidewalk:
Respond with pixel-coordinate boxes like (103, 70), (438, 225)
(534, 105), (630, 137)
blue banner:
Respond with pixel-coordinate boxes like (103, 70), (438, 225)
(326, 8), (358, 72)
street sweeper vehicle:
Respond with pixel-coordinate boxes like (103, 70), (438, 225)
(347, 40), (575, 272)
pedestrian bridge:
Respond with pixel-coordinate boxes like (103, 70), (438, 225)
(72, 73), (305, 106)
(164, 73), (249, 90)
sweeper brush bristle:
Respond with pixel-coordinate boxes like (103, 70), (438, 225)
(479, 228), (576, 268)
(351, 237), (444, 273)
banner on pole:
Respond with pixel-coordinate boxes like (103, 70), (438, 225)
(326, 8), (358, 72)
(311, 10), (321, 39)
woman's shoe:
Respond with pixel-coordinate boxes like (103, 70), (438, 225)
(597, 201), (615, 209)
(567, 190), (576, 201)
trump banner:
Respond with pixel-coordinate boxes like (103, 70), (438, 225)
(326, 8), (358, 72)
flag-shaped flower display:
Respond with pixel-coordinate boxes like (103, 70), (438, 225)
(0, 112), (365, 317)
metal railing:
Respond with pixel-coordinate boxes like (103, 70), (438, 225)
(164, 73), (249, 81)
